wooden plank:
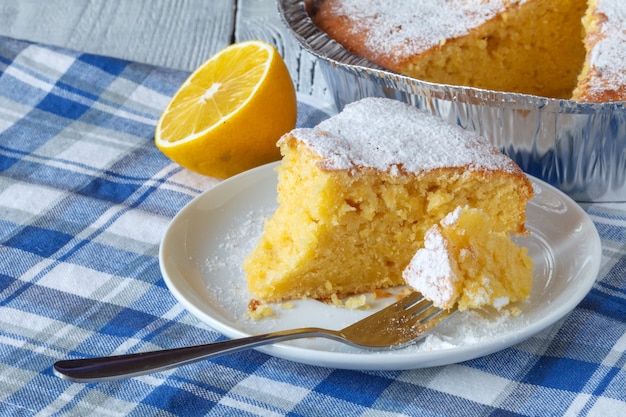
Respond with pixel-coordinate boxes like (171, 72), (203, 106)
(0, 0), (234, 71)
(0, 0), (329, 99)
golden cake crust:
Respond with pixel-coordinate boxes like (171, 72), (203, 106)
(289, 98), (529, 177)
(313, 0), (532, 71)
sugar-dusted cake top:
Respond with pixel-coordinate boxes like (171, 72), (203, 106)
(287, 97), (522, 175)
(316, 0), (529, 67)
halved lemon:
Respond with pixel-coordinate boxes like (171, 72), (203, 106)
(155, 40), (297, 178)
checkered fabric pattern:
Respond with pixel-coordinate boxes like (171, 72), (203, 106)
(0, 35), (625, 416)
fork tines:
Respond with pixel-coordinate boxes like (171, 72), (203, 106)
(401, 291), (456, 331)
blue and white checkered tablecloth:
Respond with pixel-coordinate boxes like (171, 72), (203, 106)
(0, 34), (625, 416)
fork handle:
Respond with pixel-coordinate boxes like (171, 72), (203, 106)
(54, 327), (335, 383)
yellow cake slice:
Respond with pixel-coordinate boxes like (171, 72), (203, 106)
(403, 206), (533, 311)
(243, 97), (533, 303)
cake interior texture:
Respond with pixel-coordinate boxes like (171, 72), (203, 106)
(403, 207), (534, 311)
(400, 0), (587, 99)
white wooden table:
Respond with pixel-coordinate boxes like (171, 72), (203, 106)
(0, 0), (329, 99)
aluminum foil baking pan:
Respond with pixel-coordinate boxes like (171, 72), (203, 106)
(278, 0), (626, 202)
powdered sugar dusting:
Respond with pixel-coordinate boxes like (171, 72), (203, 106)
(203, 206), (274, 309)
(288, 97), (519, 175)
(440, 206), (463, 227)
(403, 225), (459, 309)
(588, 0), (626, 92)
(330, 0), (528, 65)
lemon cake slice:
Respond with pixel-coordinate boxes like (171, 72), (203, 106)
(403, 206), (533, 311)
(243, 97), (533, 303)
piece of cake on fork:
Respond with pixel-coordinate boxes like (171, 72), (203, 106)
(403, 206), (534, 311)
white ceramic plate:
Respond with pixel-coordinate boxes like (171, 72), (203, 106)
(160, 162), (601, 370)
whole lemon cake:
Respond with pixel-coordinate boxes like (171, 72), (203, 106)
(403, 206), (534, 311)
(312, 0), (626, 101)
(243, 97), (534, 303)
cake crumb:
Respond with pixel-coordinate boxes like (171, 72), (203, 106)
(345, 294), (370, 310)
(331, 293), (370, 310)
(280, 302), (295, 310)
(330, 293), (343, 306)
(508, 307), (522, 317)
(372, 289), (393, 300)
(247, 299), (275, 320)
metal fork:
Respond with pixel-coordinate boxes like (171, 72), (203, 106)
(53, 291), (454, 382)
